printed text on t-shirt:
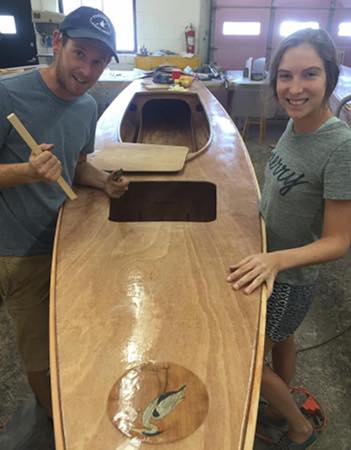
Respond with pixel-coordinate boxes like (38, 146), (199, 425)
(268, 153), (309, 196)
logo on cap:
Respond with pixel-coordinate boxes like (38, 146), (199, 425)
(90, 14), (112, 36)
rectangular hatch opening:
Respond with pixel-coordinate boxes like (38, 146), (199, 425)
(109, 181), (216, 222)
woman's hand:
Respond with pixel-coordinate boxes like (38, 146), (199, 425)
(227, 252), (282, 297)
(104, 174), (129, 198)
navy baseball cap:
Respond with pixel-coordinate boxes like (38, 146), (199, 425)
(59, 7), (118, 61)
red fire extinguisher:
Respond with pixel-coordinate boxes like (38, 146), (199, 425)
(185, 24), (195, 54)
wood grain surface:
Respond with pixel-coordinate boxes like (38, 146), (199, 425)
(88, 142), (189, 172)
(50, 79), (266, 450)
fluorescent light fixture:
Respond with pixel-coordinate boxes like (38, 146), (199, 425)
(280, 21), (319, 37)
(223, 21), (261, 36)
(0, 15), (16, 34)
(338, 22), (351, 37)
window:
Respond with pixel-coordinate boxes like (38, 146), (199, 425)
(338, 22), (351, 37)
(0, 15), (17, 34)
(279, 21), (319, 38)
(223, 22), (261, 36)
(62, 0), (136, 52)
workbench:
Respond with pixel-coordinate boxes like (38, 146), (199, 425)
(92, 69), (227, 117)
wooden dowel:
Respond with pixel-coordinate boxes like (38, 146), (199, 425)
(7, 113), (77, 201)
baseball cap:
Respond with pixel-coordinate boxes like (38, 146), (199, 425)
(59, 6), (119, 61)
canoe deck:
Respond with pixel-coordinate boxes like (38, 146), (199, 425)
(50, 80), (266, 450)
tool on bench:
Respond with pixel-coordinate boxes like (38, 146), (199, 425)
(7, 113), (77, 201)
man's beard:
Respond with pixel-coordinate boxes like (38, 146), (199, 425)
(56, 55), (68, 91)
(55, 54), (83, 97)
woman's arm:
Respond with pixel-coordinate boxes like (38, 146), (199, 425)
(74, 153), (129, 198)
(227, 199), (351, 296)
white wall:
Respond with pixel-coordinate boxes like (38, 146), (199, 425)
(30, 0), (210, 62)
(198, 0), (211, 64)
(136, 0), (201, 54)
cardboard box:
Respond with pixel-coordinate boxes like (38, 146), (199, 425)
(135, 55), (201, 70)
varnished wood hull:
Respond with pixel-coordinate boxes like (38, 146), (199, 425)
(50, 80), (266, 450)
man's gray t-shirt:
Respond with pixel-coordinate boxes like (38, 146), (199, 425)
(0, 70), (98, 256)
(260, 117), (351, 285)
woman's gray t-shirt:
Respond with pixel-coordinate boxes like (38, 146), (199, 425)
(260, 117), (351, 285)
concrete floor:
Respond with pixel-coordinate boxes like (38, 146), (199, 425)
(1, 121), (350, 450)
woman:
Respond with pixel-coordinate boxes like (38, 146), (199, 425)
(227, 28), (351, 449)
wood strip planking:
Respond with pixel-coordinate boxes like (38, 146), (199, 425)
(49, 208), (66, 450)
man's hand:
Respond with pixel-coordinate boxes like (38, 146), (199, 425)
(104, 173), (129, 198)
(28, 144), (62, 183)
(227, 252), (282, 297)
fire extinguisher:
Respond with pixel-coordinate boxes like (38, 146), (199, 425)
(185, 24), (195, 54)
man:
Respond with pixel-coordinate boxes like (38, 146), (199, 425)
(0, 6), (129, 424)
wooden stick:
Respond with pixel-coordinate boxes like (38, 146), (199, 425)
(7, 113), (77, 200)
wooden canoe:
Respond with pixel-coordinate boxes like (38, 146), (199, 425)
(50, 79), (267, 450)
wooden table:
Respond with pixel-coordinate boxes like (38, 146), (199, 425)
(225, 70), (283, 143)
